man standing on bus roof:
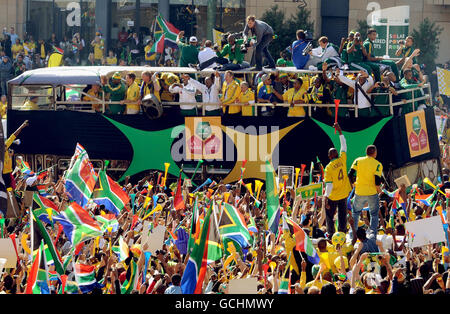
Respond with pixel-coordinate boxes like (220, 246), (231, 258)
(101, 72), (126, 114)
(323, 122), (352, 237)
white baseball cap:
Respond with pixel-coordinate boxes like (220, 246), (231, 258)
(189, 36), (198, 43)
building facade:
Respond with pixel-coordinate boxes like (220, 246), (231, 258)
(2, 0), (449, 62)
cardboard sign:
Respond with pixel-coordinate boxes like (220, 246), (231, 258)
(228, 277), (259, 294)
(141, 223), (166, 255)
(405, 110), (430, 158)
(394, 175), (411, 189)
(296, 182), (323, 200)
(405, 216), (446, 248)
(277, 166), (294, 189)
(6, 190), (20, 218)
(23, 191), (34, 209)
(0, 238), (18, 268)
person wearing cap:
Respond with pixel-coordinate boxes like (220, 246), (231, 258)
(11, 38), (24, 60)
(176, 31), (199, 68)
(243, 15), (276, 71)
(101, 72), (126, 114)
(257, 73), (276, 116)
(337, 68), (374, 117)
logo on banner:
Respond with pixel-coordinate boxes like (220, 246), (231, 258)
(405, 110), (430, 158)
(185, 117), (222, 160)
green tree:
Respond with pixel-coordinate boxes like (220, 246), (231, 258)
(261, 5), (314, 60)
(411, 18), (443, 75)
(356, 19), (369, 41)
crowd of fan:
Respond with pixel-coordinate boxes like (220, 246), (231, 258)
(0, 126), (450, 294)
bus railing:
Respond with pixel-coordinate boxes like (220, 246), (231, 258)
(9, 84), (432, 118)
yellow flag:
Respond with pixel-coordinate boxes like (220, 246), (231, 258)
(437, 67), (450, 97)
(213, 29), (224, 49)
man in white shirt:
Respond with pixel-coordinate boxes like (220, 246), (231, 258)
(337, 69), (374, 117)
(169, 74), (200, 116)
(196, 40), (218, 70)
(190, 71), (221, 116)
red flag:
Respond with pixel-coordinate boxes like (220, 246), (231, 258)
(174, 171), (185, 211)
(25, 248), (40, 294)
(9, 234), (19, 265)
(299, 164), (307, 187)
(74, 242), (85, 255)
(334, 99), (340, 134)
(60, 274), (68, 294)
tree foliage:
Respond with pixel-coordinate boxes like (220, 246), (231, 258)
(261, 5), (314, 59)
(411, 18), (443, 74)
(356, 19), (369, 41)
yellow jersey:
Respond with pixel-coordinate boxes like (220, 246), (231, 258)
(351, 156), (383, 196)
(283, 87), (307, 117)
(239, 89), (255, 116)
(3, 134), (16, 174)
(22, 100), (38, 110)
(0, 101), (7, 119)
(221, 80), (241, 114)
(11, 44), (23, 59)
(106, 56), (117, 65)
(324, 151), (352, 201)
(92, 42), (104, 60)
(126, 82), (140, 112)
(83, 89), (102, 112)
(24, 42), (36, 56)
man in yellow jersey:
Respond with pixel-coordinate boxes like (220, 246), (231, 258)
(121, 73), (140, 114)
(349, 144), (383, 237)
(3, 120), (28, 196)
(323, 122), (352, 236)
(220, 70), (241, 115)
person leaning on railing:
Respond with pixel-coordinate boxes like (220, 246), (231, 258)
(367, 77), (397, 117)
(238, 81), (256, 117)
(257, 74), (276, 117)
(220, 70), (241, 115)
(337, 68), (374, 118)
(399, 69), (426, 114)
(282, 77), (307, 118)
(322, 62), (349, 118)
(169, 73), (199, 116)
(100, 72), (126, 114)
(121, 73), (140, 114)
(82, 84), (103, 113)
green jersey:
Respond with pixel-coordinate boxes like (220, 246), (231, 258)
(346, 42), (364, 63)
(178, 42), (199, 67)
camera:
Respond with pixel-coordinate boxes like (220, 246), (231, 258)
(301, 30), (314, 56)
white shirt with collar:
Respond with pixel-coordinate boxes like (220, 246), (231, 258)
(190, 76), (221, 111)
(198, 47), (218, 68)
(169, 79), (199, 110)
(338, 73), (374, 109)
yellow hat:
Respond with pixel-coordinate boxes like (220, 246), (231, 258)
(112, 72), (122, 80)
(334, 256), (349, 270)
(279, 72), (288, 78)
